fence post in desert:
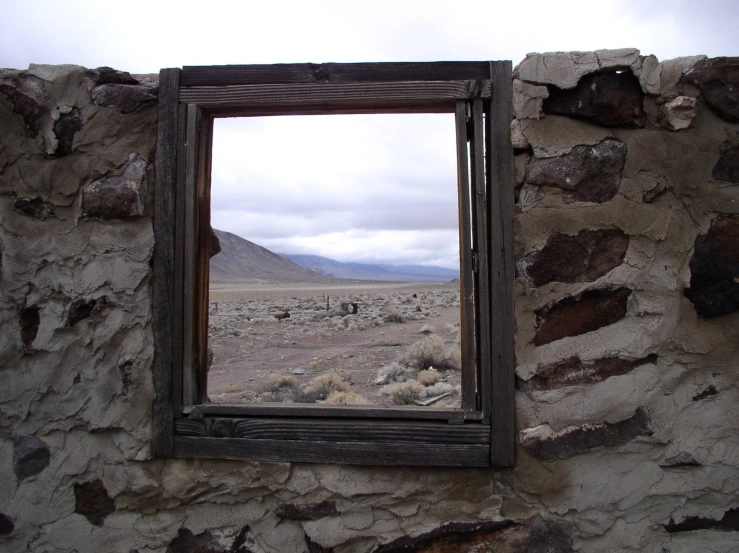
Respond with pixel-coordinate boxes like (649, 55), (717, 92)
(326, 295), (330, 311)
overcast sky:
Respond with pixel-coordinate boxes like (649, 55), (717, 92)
(2, 0), (738, 268)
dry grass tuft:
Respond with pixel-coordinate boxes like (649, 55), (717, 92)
(382, 380), (425, 405)
(417, 369), (441, 386)
(382, 310), (406, 324)
(305, 372), (350, 400)
(322, 391), (371, 405)
(402, 335), (460, 371)
(224, 383), (242, 393)
(375, 361), (416, 385)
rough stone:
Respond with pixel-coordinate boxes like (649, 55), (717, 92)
(712, 145), (739, 183)
(86, 66), (139, 85)
(210, 226), (222, 258)
(534, 287), (631, 346)
(692, 384), (718, 401)
(13, 435), (50, 480)
(73, 479), (115, 527)
(13, 196), (54, 219)
(525, 139), (627, 203)
(82, 153), (146, 220)
(0, 513), (13, 535)
(511, 119), (529, 150)
(0, 73), (48, 135)
(661, 96), (699, 130)
(515, 51), (599, 89)
(543, 70), (646, 128)
(167, 526), (256, 553)
(52, 106), (83, 156)
(684, 215), (739, 317)
(513, 79), (549, 120)
(522, 354), (657, 391)
(664, 508), (739, 533)
(91, 83), (156, 113)
(275, 501), (339, 521)
(683, 57), (739, 123)
(66, 297), (108, 327)
(19, 305), (40, 349)
(520, 408), (652, 460)
(523, 229), (629, 286)
(660, 452), (700, 467)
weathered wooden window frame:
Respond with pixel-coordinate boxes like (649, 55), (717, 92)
(152, 62), (515, 467)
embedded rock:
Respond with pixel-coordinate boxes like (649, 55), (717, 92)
(275, 501), (338, 521)
(82, 153), (146, 220)
(520, 408), (652, 460)
(515, 51), (599, 89)
(13, 435), (50, 480)
(660, 452), (700, 467)
(661, 96), (699, 130)
(523, 354), (657, 391)
(683, 57), (739, 123)
(712, 144), (739, 183)
(692, 384), (718, 401)
(52, 106), (83, 156)
(523, 229), (628, 286)
(543, 70), (645, 128)
(167, 526), (255, 553)
(73, 479), (115, 527)
(0, 73), (48, 135)
(525, 139), (627, 203)
(91, 83), (156, 113)
(513, 79), (549, 120)
(19, 305), (40, 349)
(684, 215), (739, 317)
(534, 287), (631, 346)
(66, 297), (107, 327)
(86, 66), (139, 85)
(664, 508), (739, 533)
(0, 513), (13, 535)
(14, 197), (54, 219)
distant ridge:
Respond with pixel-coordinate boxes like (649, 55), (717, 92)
(210, 230), (327, 283)
(279, 253), (460, 283)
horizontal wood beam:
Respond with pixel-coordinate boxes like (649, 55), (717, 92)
(174, 436), (490, 466)
(181, 61), (492, 86)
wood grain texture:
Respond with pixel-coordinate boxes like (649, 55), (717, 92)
(455, 101), (477, 411)
(176, 418), (489, 443)
(472, 98), (492, 422)
(181, 62), (491, 86)
(174, 436), (490, 466)
(487, 61), (516, 467)
(151, 68), (180, 458)
(172, 103), (187, 417)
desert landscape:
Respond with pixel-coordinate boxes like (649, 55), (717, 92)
(207, 280), (463, 408)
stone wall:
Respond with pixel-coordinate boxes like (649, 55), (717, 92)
(0, 50), (737, 552)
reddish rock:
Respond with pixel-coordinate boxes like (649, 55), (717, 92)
(74, 479), (115, 527)
(91, 83), (156, 114)
(523, 354), (657, 391)
(14, 197), (54, 219)
(712, 144), (739, 183)
(13, 435), (50, 480)
(543, 70), (645, 127)
(82, 153), (146, 220)
(525, 229), (628, 286)
(526, 139), (627, 203)
(683, 57), (739, 123)
(684, 215), (739, 317)
(534, 287), (631, 346)
(521, 408), (652, 461)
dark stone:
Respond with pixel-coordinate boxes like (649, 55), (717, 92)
(86, 67), (139, 85)
(660, 452), (700, 467)
(525, 229), (629, 286)
(14, 197), (54, 219)
(167, 526), (256, 553)
(683, 57), (739, 123)
(534, 287), (631, 346)
(684, 216), (739, 317)
(13, 435), (50, 480)
(19, 305), (40, 349)
(52, 107), (83, 156)
(522, 354), (657, 391)
(74, 479), (115, 527)
(82, 153), (146, 220)
(526, 139), (627, 203)
(544, 70), (645, 128)
(91, 83), (156, 114)
(373, 516), (573, 553)
(0, 513), (13, 535)
(521, 408), (652, 461)
(0, 74), (47, 136)
(209, 227), (222, 258)
(664, 507), (739, 533)
(692, 384), (718, 401)
(306, 535), (333, 553)
(275, 501), (339, 521)
(712, 144), (739, 183)
(66, 298), (98, 327)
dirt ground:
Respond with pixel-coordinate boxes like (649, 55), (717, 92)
(207, 280), (462, 408)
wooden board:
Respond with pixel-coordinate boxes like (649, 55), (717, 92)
(174, 436), (490, 466)
(151, 68), (180, 457)
(487, 61), (516, 467)
(181, 61), (492, 86)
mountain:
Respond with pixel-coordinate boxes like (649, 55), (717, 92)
(279, 253), (459, 283)
(210, 230), (327, 283)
